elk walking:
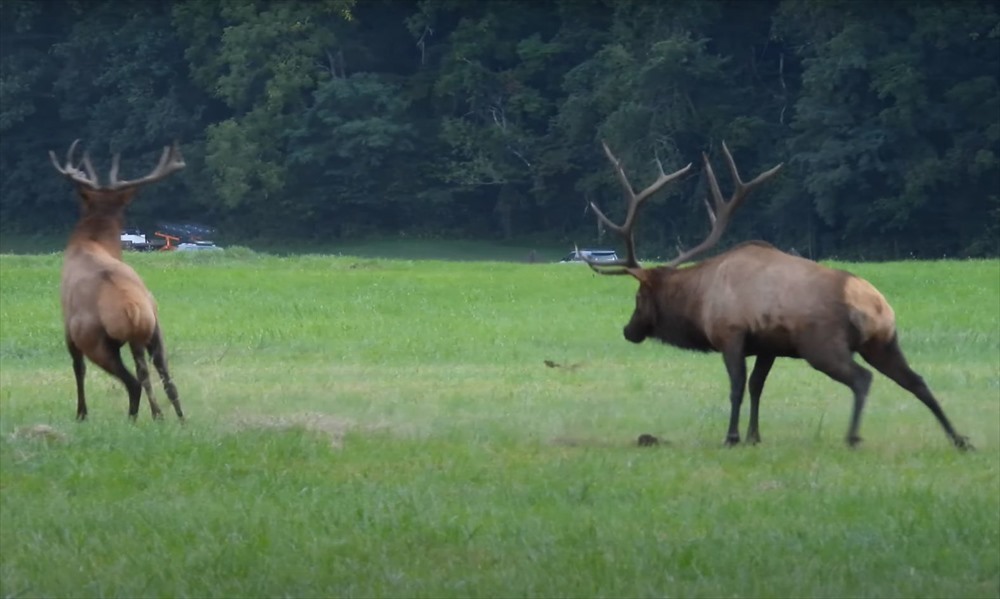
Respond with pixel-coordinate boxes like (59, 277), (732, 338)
(580, 140), (970, 450)
(50, 140), (186, 421)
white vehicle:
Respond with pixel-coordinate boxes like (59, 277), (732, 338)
(177, 240), (222, 251)
(120, 228), (151, 251)
(559, 248), (620, 263)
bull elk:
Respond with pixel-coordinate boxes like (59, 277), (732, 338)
(580, 140), (970, 450)
(50, 140), (185, 421)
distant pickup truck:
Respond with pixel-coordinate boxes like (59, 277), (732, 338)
(558, 248), (620, 263)
(120, 228), (153, 251)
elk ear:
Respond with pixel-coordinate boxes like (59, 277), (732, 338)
(626, 267), (652, 287)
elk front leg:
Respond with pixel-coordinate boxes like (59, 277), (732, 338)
(722, 345), (748, 446)
(746, 354), (776, 444)
(68, 340), (87, 421)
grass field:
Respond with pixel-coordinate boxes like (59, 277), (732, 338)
(1, 247), (998, 598)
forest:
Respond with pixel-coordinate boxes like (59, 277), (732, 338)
(1, 0), (997, 259)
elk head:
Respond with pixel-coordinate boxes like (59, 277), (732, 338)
(49, 139), (186, 220)
(580, 141), (783, 343)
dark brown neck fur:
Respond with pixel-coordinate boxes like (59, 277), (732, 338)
(649, 266), (714, 352)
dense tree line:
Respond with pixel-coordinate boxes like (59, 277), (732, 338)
(1, 0), (997, 258)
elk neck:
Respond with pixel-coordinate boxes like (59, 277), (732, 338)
(67, 210), (124, 259)
(647, 265), (715, 352)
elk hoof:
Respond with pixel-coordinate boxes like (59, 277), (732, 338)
(954, 436), (974, 452)
(846, 435), (863, 448)
(637, 434), (660, 447)
(724, 435), (740, 447)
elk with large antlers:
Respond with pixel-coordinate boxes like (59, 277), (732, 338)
(51, 140), (186, 421)
(581, 140), (970, 450)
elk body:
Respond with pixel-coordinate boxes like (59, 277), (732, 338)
(51, 140), (185, 421)
(582, 141), (970, 450)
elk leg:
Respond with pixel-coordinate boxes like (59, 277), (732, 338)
(801, 344), (872, 447)
(87, 337), (144, 420)
(746, 354), (776, 444)
(860, 337), (971, 451)
(722, 347), (748, 446)
(68, 339), (88, 421)
(130, 342), (162, 420)
(148, 326), (184, 420)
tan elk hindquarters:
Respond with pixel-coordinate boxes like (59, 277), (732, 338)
(580, 140), (970, 450)
(842, 275), (896, 346)
(62, 250), (158, 349)
(51, 139), (185, 421)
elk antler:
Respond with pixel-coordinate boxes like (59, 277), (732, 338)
(109, 141), (185, 191)
(581, 141), (693, 275)
(663, 142), (783, 268)
(49, 139), (102, 189)
(49, 140), (185, 191)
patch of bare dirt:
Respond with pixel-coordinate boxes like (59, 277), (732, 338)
(549, 434), (670, 449)
(233, 412), (354, 449)
(9, 424), (66, 443)
(543, 359), (585, 371)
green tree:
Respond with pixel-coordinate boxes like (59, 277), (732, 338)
(172, 0), (355, 224)
(774, 0), (1000, 258)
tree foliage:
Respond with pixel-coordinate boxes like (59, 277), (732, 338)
(1, 0), (997, 258)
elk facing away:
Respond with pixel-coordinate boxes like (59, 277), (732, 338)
(581, 141), (970, 450)
(51, 140), (185, 421)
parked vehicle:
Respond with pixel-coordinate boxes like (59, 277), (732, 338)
(559, 248), (619, 263)
(120, 228), (152, 251)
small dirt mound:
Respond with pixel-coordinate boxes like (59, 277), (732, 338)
(637, 433), (661, 447)
(9, 424), (66, 443)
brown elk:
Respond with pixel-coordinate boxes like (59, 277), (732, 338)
(581, 140), (971, 450)
(50, 140), (186, 421)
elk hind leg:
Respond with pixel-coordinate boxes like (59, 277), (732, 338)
(85, 337), (143, 420)
(68, 339), (88, 421)
(148, 326), (183, 420)
(746, 354), (775, 445)
(860, 336), (971, 450)
(722, 345), (748, 446)
(130, 342), (162, 419)
(800, 340), (872, 447)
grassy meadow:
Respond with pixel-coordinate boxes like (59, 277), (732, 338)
(1, 244), (998, 598)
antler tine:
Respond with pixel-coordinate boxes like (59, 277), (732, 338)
(581, 140), (693, 274)
(665, 141), (783, 269)
(702, 150), (725, 213)
(577, 244), (633, 276)
(80, 153), (99, 185)
(64, 139), (81, 168)
(109, 153), (121, 185)
(109, 141), (186, 190)
(48, 139), (101, 189)
(702, 196), (717, 225)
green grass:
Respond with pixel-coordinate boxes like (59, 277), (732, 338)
(1, 250), (998, 598)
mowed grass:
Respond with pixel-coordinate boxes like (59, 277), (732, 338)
(0, 249), (998, 598)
